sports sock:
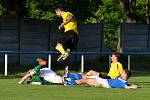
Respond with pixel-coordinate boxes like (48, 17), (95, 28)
(67, 73), (83, 80)
(55, 43), (65, 54)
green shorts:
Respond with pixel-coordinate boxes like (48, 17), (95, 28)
(31, 76), (43, 83)
(29, 76), (49, 84)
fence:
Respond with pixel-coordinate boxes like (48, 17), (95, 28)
(2, 50), (149, 76)
(121, 23), (150, 52)
(0, 16), (104, 68)
(0, 16), (150, 75)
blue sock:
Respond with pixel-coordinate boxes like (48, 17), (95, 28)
(67, 80), (77, 85)
(67, 73), (83, 80)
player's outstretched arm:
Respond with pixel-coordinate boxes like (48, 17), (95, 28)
(18, 70), (35, 84)
(125, 84), (138, 89)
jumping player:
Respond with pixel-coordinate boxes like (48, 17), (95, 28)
(55, 5), (79, 61)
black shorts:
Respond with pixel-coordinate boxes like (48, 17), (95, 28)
(57, 30), (79, 51)
(99, 74), (111, 79)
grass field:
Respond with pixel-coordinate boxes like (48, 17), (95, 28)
(0, 75), (150, 100)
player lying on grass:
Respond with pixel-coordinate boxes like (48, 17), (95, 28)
(18, 57), (47, 84)
(27, 67), (64, 85)
(64, 69), (138, 89)
(85, 52), (124, 79)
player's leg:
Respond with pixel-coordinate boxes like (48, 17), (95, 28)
(65, 78), (88, 86)
(62, 48), (70, 60)
(56, 42), (69, 62)
(55, 38), (70, 61)
(68, 31), (78, 52)
(85, 70), (99, 76)
(65, 77), (103, 87)
(55, 43), (66, 55)
(56, 30), (78, 61)
(64, 66), (83, 80)
(63, 30), (79, 60)
(65, 79), (77, 85)
(85, 78), (98, 87)
(56, 33), (70, 61)
(66, 73), (83, 80)
(18, 70), (35, 84)
(61, 31), (78, 60)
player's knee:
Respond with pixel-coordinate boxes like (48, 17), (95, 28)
(27, 69), (32, 74)
(55, 43), (62, 49)
(89, 70), (94, 73)
(30, 71), (35, 76)
(57, 43), (62, 46)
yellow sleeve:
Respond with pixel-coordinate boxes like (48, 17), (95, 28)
(62, 12), (73, 23)
(62, 12), (78, 33)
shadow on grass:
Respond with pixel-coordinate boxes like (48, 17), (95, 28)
(0, 75), (21, 79)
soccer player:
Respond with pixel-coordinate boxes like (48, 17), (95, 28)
(65, 70), (138, 89)
(63, 52), (123, 81)
(55, 5), (79, 61)
(85, 52), (124, 79)
(28, 67), (64, 85)
(18, 57), (47, 84)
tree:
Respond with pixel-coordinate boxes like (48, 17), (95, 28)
(0, 3), (2, 15)
(86, 0), (124, 50)
(25, 0), (56, 20)
(119, 0), (149, 23)
(0, 0), (26, 16)
(25, 0), (102, 22)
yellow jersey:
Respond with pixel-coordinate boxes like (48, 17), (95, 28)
(62, 12), (78, 34)
(107, 62), (123, 79)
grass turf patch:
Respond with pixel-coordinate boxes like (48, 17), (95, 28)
(0, 76), (150, 100)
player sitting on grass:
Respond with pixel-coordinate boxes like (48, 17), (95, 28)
(85, 52), (124, 79)
(64, 69), (138, 89)
(18, 57), (47, 84)
(27, 67), (64, 85)
(63, 52), (124, 81)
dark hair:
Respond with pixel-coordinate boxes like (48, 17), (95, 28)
(124, 69), (131, 79)
(55, 5), (64, 11)
(37, 57), (47, 62)
(112, 52), (120, 59)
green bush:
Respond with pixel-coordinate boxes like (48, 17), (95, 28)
(86, 0), (124, 50)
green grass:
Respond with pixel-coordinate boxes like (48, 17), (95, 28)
(0, 75), (150, 100)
